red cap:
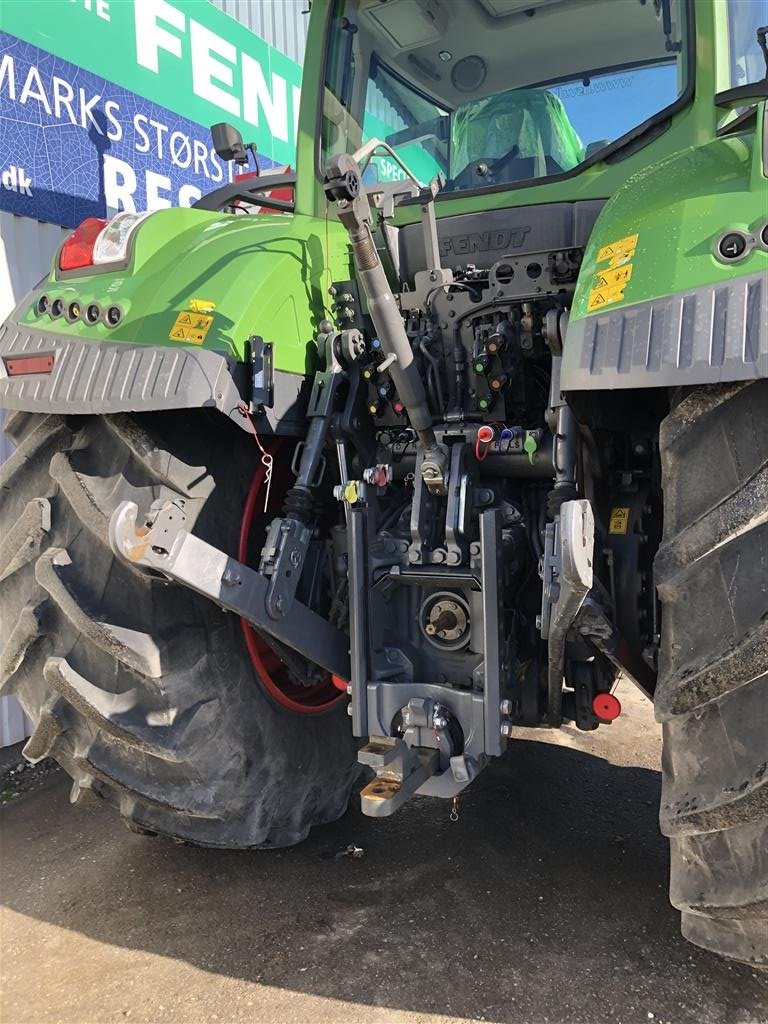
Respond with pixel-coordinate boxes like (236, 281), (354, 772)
(592, 692), (622, 721)
(331, 674), (349, 693)
(477, 425), (495, 444)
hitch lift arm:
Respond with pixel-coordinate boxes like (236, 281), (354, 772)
(109, 500), (351, 680)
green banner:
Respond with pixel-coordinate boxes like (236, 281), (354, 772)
(0, 0), (304, 166)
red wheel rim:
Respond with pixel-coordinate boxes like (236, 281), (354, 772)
(238, 441), (345, 714)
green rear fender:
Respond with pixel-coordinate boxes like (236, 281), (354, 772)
(20, 208), (353, 375)
(570, 119), (768, 322)
(562, 110), (768, 390)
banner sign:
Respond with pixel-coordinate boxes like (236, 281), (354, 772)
(1, 0), (303, 165)
(0, 31), (282, 227)
(0, 0), (303, 227)
(0, 0), (421, 228)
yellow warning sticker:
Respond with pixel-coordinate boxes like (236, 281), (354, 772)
(587, 233), (638, 312)
(587, 282), (628, 312)
(609, 507), (630, 535)
(168, 311), (213, 345)
(594, 264), (633, 289)
(609, 251), (634, 269)
(189, 298), (216, 313)
(597, 234), (638, 263)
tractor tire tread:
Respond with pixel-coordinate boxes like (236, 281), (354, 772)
(0, 412), (358, 848)
(655, 380), (768, 966)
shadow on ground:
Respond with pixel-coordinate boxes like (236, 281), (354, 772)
(1, 727), (765, 1023)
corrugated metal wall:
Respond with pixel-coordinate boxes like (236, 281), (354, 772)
(211, 0), (401, 127)
(211, 0), (310, 63)
(0, 213), (68, 320)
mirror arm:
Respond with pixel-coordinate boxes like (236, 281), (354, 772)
(246, 143), (261, 176)
(192, 173), (297, 213)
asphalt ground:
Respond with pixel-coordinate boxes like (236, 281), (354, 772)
(1, 681), (766, 1024)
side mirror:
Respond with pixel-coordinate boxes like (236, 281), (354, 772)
(715, 80), (768, 110)
(211, 122), (248, 164)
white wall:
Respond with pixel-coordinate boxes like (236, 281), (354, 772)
(0, 213), (70, 747)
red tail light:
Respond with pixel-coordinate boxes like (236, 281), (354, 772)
(59, 218), (108, 272)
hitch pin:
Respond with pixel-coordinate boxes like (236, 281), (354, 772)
(450, 796), (459, 823)
(378, 353), (397, 373)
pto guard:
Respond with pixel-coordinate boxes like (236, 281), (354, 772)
(0, 317), (247, 429)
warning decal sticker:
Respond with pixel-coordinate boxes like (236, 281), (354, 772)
(608, 507), (630, 535)
(588, 233), (638, 313)
(594, 264), (633, 289)
(596, 234), (638, 264)
(168, 311), (214, 346)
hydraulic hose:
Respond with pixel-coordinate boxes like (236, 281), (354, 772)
(419, 333), (445, 415)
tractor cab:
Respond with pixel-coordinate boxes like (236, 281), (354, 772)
(319, 0), (689, 196)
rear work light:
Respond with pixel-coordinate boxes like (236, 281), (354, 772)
(93, 211), (149, 264)
(58, 211), (150, 274)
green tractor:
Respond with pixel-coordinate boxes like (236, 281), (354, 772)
(1, 0), (766, 965)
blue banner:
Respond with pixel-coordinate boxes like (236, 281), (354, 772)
(0, 32), (279, 229)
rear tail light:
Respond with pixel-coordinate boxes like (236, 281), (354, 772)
(58, 211), (150, 274)
(58, 218), (107, 272)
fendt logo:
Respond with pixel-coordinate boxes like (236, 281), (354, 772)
(440, 226), (531, 258)
(1, 165), (32, 197)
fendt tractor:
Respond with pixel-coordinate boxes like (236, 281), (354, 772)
(1, 0), (766, 965)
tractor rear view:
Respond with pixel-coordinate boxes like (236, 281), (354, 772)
(1, 0), (766, 966)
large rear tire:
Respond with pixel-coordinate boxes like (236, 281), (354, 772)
(0, 411), (358, 847)
(655, 380), (768, 965)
